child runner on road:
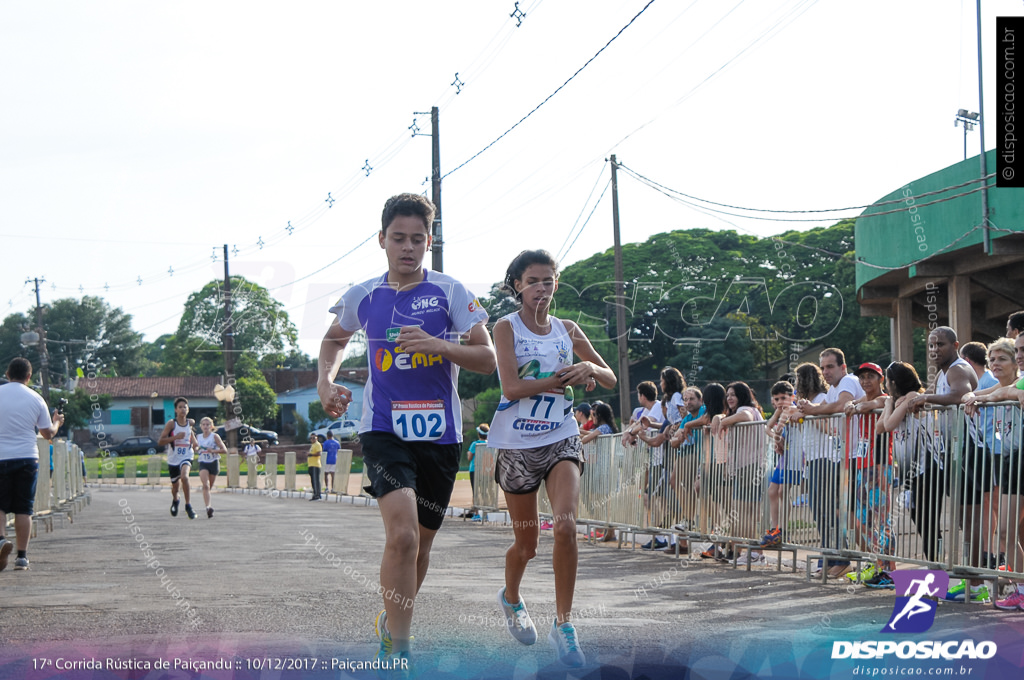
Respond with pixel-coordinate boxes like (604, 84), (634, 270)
(488, 249), (617, 668)
(195, 417), (227, 518)
(158, 397), (198, 520)
(316, 193), (495, 671)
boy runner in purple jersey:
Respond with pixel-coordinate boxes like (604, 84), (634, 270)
(317, 193), (495, 670)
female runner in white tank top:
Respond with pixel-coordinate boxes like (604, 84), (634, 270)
(196, 417), (227, 518)
(488, 250), (616, 668)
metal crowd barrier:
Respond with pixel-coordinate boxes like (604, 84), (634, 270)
(499, 403), (1024, 587)
(5, 438), (91, 538)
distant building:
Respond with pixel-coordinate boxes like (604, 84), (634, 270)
(77, 376), (222, 442)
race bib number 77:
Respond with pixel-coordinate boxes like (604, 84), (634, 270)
(391, 400), (446, 441)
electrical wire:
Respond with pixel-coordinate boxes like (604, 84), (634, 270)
(560, 178), (612, 262)
(443, 0), (659, 180)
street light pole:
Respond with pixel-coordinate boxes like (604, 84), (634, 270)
(954, 109), (979, 161)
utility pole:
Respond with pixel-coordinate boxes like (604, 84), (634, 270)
(609, 156), (631, 424)
(26, 277), (51, 404)
(222, 245), (237, 451)
(975, 0), (991, 254)
(413, 107), (443, 270)
(431, 106), (443, 272)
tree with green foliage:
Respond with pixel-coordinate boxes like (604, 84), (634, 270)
(51, 387), (112, 431)
(159, 276), (299, 376)
(308, 400), (329, 428)
(464, 220), (888, 411)
(218, 354), (279, 426)
(0, 296), (145, 386)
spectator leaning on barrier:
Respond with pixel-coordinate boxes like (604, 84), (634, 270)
(621, 381), (662, 448)
(960, 341), (994, 386)
(573, 403), (593, 431)
(796, 348), (864, 576)
(962, 336), (1024, 609)
(842, 362), (892, 582)
(0, 357), (64, 572)
(905, 327), (981, 602)
(762, 380), (797, 550)
(710, 381), (765, 566)
(1007, 310), (1024, 340)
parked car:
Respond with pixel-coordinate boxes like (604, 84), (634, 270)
(215, 424), (279, 446)
(311, 419), (360, 443)
(106, 436), (162, 457)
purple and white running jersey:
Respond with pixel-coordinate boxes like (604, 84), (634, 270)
(330, 270), (488, 445)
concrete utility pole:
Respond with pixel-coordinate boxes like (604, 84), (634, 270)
(431, 106), (443, 272)
(26, 277), (51, 404)
(222, 245), (237, 451)
(609, 155), (631, 423)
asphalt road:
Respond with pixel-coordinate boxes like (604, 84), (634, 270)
(0, 484), (1019, 680)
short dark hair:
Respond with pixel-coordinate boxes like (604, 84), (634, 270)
(930, 326), (957, 343)
(326, 430), (334, 439)
(771, 380), (795, 396)
(820, 347), (846, 367)
(174, 397), (188, 408)
(6, 357), (31, 382)
(636, 381), (657, 402)
(381, 193), (435, 234)
(960, 341), (988, 367)
(1009, 311), (1024, 333)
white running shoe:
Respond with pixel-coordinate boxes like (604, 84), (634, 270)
(497, 587), (537, 645)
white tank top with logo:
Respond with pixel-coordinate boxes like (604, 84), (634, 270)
(166, 420), (194, 466)
(487, 312), (580, 450)
(196, 432), (219, 463)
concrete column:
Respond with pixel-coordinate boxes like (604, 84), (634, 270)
(147, 456), (161, 485)
(949, 275), (972, 343)
(335, 449), (353, 495)
(284, 451), (296, 491)
(226, 454), (240, 488)
(124, 458), (137, 485)
(246, 454), (258, 489)
(265, 452), (278, 491)
(35, 439), (52, 512)
(894, 297), (914, 363)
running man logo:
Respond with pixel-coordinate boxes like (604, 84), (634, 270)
(881, 570), (949, 634)
(374, 348), (443, 372)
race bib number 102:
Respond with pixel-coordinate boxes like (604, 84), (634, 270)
(392, 400), (446, 441)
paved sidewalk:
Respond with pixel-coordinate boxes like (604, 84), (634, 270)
(0, 485), (1019, 679)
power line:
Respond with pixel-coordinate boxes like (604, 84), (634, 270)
(555, 161), (609, 261)
(443, 0), (659, 180)
(560, 177), (612, 262)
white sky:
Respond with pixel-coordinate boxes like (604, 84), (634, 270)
(1, 0), (1019, 360)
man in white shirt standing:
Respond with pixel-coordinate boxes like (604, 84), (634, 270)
(0, 358), (63, 571)
(797, 348), (865, 575)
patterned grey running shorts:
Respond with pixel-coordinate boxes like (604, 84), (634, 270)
(495, 436), (584, 495)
